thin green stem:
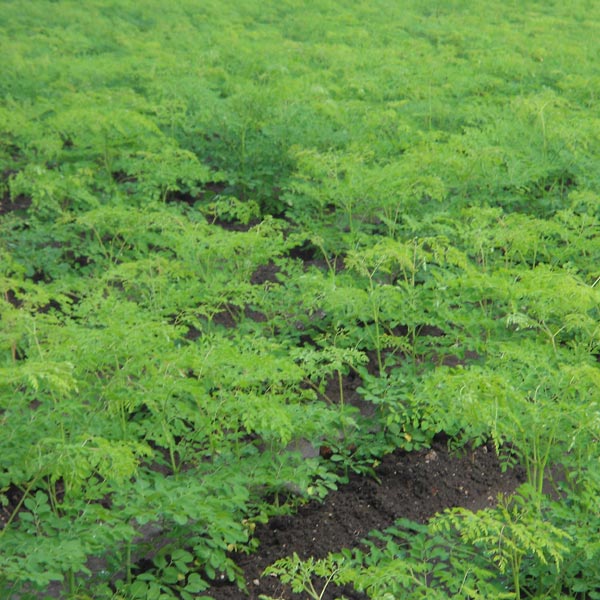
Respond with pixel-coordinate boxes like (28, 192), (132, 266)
(125, 540), (132, 585)
(0, 475), (40, 537)
(67, 568), (75, 596)
(512, 556), (521, 600)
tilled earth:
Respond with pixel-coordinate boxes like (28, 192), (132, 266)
(207, 434), (525, 599)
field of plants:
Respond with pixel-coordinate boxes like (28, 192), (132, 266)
(1, 0), (599, 598)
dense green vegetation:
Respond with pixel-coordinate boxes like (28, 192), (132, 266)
(1, 1), (599, 598)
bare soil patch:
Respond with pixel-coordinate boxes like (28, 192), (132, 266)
(208, 433), (525, 599)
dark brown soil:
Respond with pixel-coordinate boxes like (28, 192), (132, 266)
(0, 192), (31, 215)
(207, 434), (525, 599)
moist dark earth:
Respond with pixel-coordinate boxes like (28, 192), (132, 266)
(207, 434), (525, 600)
